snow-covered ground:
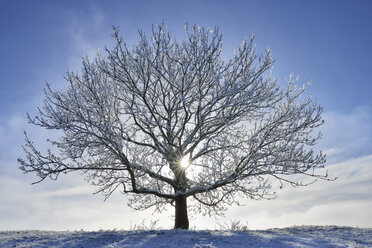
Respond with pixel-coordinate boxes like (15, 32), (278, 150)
(0, 226), (371, 247)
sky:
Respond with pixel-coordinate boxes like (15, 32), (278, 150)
(0, 0), (371, 231)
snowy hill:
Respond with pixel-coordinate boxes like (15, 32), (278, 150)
(1, 226), (371, 247)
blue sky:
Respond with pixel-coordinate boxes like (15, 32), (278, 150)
(0, 0), (371, 230)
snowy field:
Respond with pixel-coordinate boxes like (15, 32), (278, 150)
(0, 226), (371, 248)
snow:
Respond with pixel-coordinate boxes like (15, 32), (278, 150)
(1, 226), (371, 247)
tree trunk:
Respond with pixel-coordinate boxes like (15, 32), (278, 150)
(174, 195), (189, 229)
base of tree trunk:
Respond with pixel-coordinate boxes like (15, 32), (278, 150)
(174, 195), (189, 229)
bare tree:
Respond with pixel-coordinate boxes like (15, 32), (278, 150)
(19, 23), (329, 229)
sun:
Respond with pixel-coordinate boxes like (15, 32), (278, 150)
(180, 157), (190, 169)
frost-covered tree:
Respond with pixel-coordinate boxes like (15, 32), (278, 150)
(19, 23), (329, 229)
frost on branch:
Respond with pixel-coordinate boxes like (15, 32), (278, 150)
(19, 23), (330, 227)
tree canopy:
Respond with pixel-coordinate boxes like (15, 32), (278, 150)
(19, 23), (329, 229)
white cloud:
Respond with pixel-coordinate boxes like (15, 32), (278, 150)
(0, 172), (172, 231)
(65, 7), (110, 73)
(323, 147), (343, 157)
(319, 106), (372, 162)
(218, 154), (372, 229)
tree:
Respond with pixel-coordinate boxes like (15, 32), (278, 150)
(19, 23), (329, 229)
